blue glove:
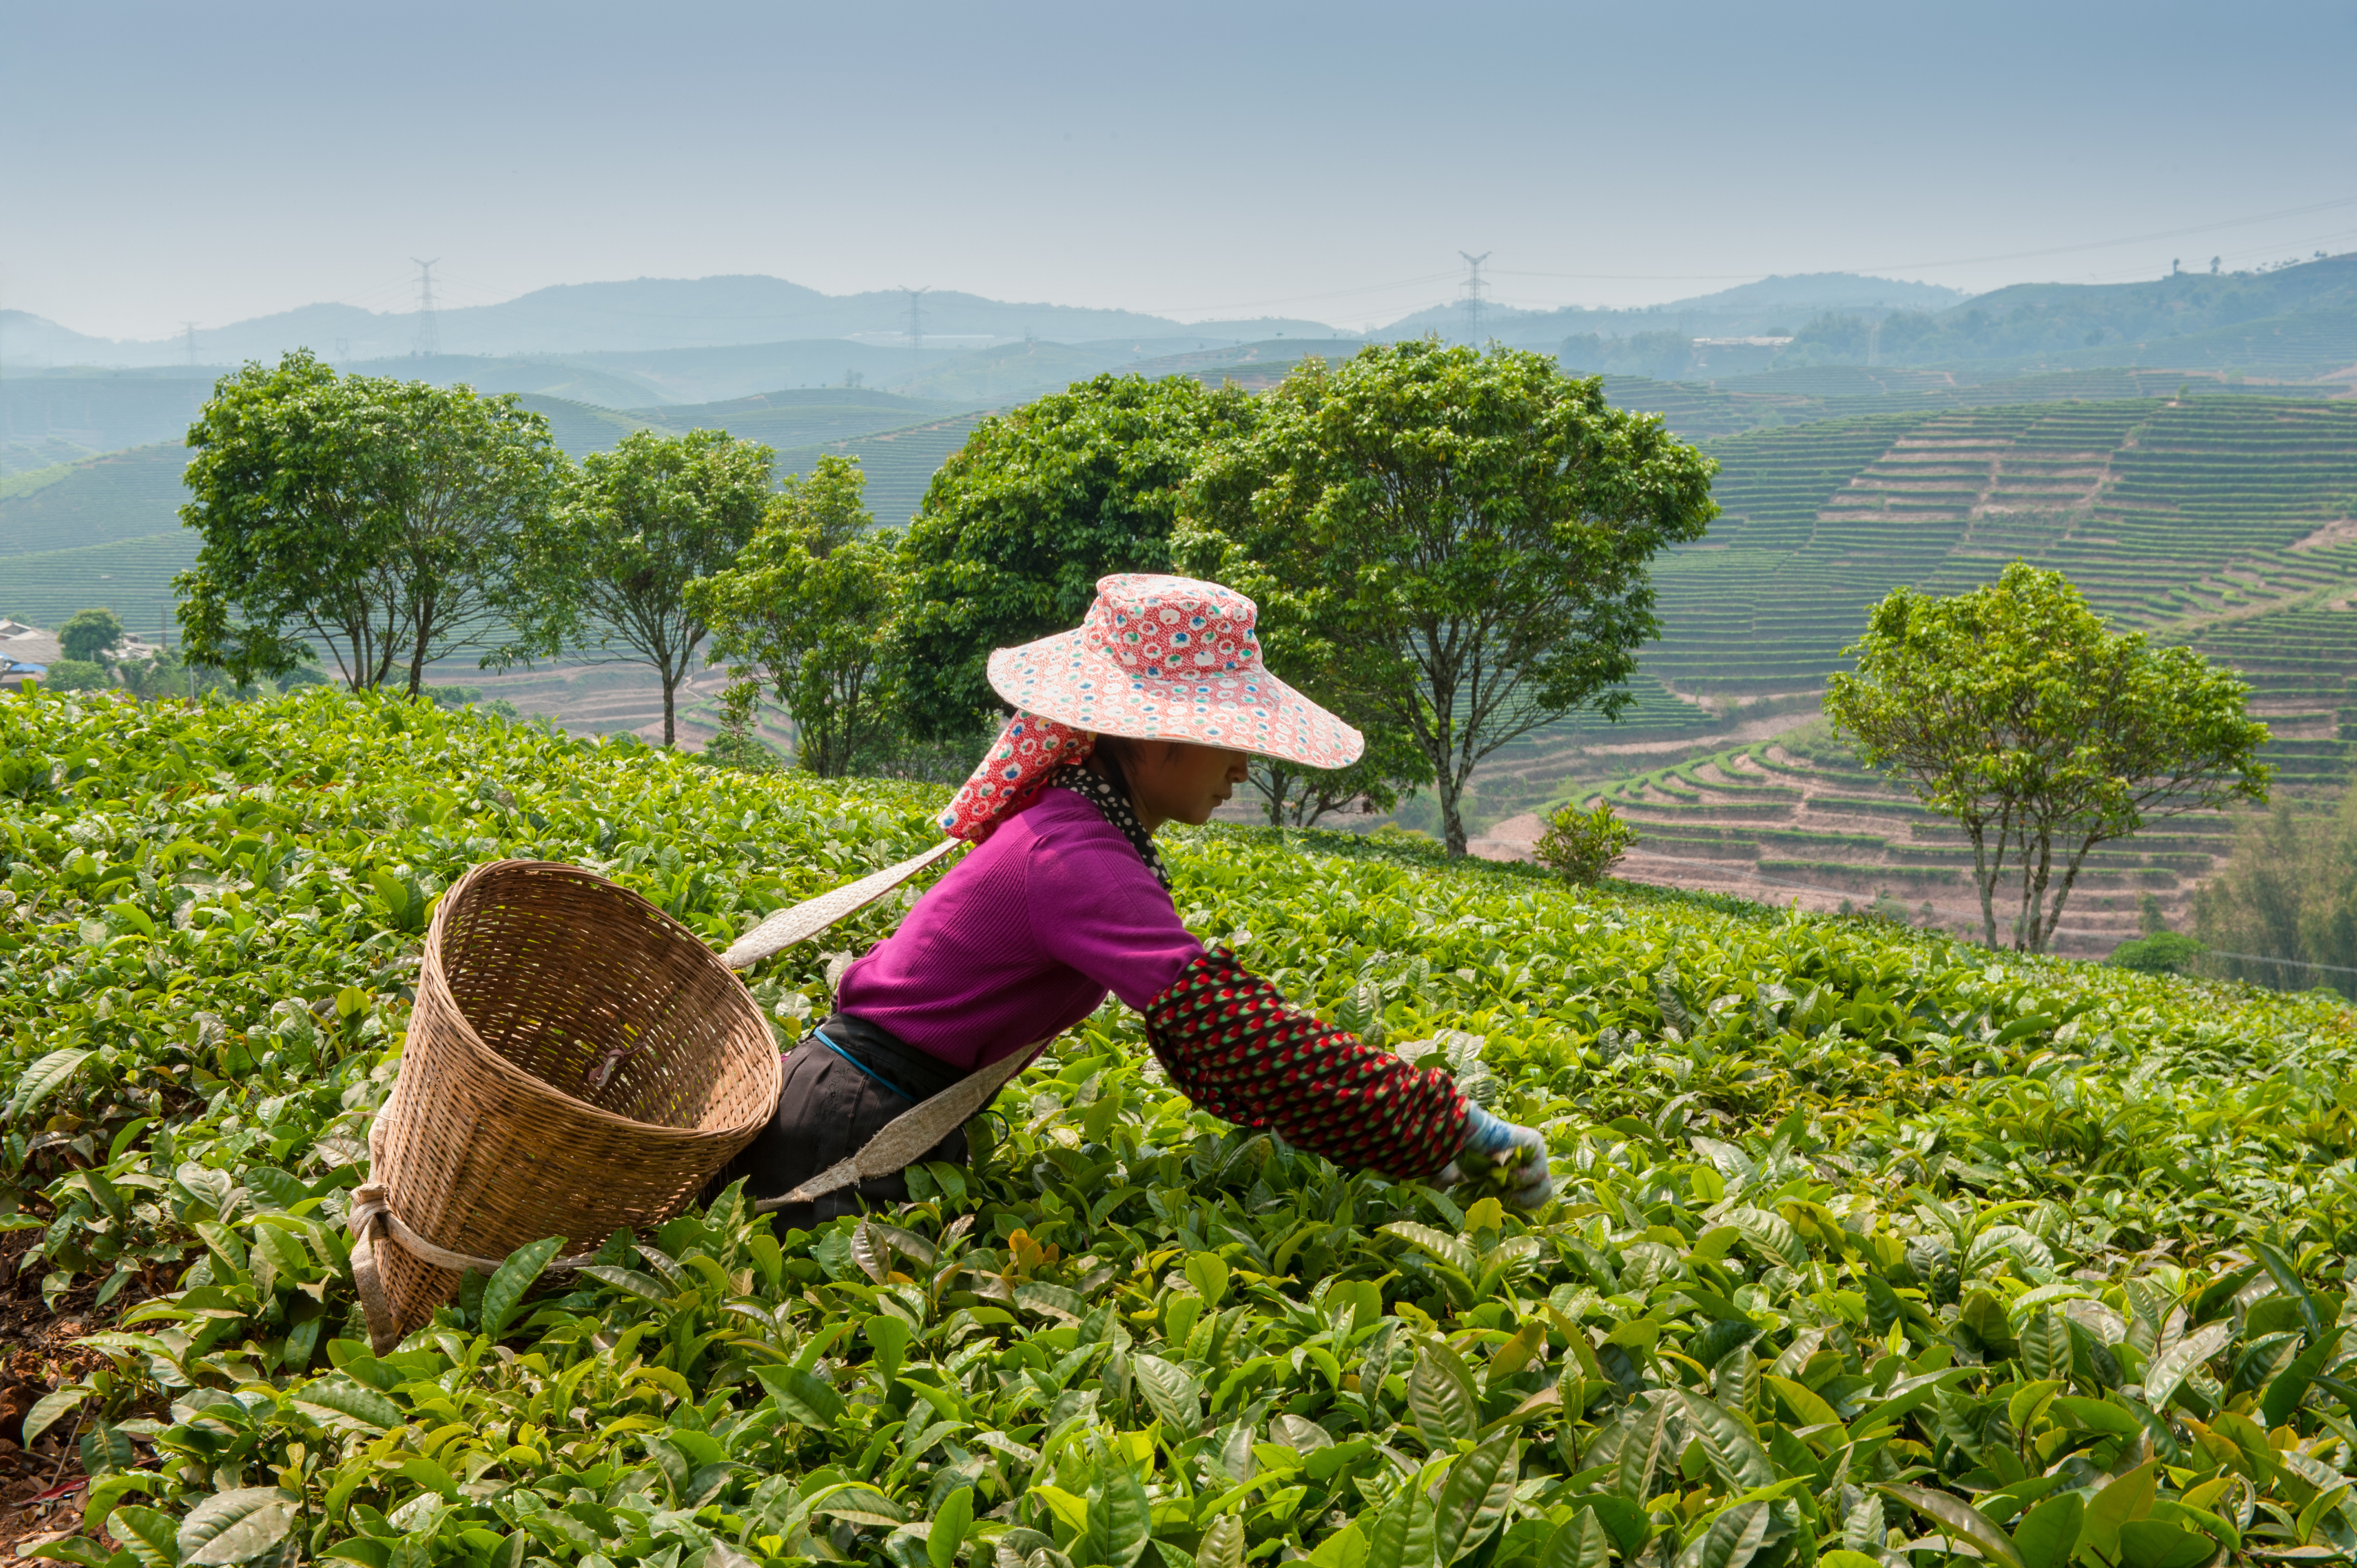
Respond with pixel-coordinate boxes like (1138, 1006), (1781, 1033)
(1454, 1103), (1553, 1209)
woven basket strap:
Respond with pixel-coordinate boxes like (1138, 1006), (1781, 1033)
(755, 1043), (1036, 1212)
(348, 1102), (603, 1353)
(718, 837), (962, 970)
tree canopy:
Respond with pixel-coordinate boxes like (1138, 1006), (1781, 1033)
(886, 373), (1260, 740)
(59, 607), (125, 664)
(1178, 340), (1718, 855)
(174, 352), (564, 696)
(1826, 561), (2273, 952)
(689, 456), (900, 777)
(501, 428), (773, 747)
(2194, 788), (2357, 997)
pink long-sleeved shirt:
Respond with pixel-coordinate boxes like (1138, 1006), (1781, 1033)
(832, 790), (1201, 1070)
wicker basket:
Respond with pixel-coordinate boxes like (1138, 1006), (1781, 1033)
(366, 859), (781, 1337)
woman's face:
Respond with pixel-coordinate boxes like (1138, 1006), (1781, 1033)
(1124, 740), (1252, 832)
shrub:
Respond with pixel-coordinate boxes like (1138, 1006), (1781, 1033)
(2109, 929), (2207, 974)
(699, 725), (787, 773)
(42, 657), (111, 692)
(1532, 798), (1636, 883)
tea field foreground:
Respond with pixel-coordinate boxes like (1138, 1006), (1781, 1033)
(7, 689), (2357, 1568)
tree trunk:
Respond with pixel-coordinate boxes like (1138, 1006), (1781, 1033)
(2035, 835), (2102, 953)
(405, 590), (433, 698)
(660, 674), (677, 749)
(1264, 769), (1294, 828)
(1967, 822), (2001, 949)
(2021, 833), (2057, 954)
(1437, 771), (1469, 858)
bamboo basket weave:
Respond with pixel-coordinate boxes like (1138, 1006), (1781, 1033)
(367, 859), (780, 1337)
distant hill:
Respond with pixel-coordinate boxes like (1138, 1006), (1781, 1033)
(1777, 252), (2357, 372)
(0, 442), (191, 556)
(0, 442), (199, 636)
(629, 388), (970, 456)
(564, 340), (979, 406)
(16, 255), (2352, 395)
(0, 277), (1318, 369)
(3, 370), (214, 473)
(771, 411), (1001, 528)
(1388, 273), (1971, 348)
(334, 354), (674, 408)
(508, 397), (656, 457)
(883, 337), (1305, 403)
(1394, 254), (2357, 380)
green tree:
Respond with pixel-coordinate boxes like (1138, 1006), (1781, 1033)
(174, 352), (565, 696)
(887, 373), (1260, 739)
(1243, 721), (1425, 828)
(2192, 786), (2357, 998)
(58, 607), (125, 665)
(1825, 561), (2272, 953)
(688, 456), (901, 777)
(500, 428), (773, 747)
(1178, 340), (1718, 856)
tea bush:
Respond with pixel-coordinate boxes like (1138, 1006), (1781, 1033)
(6, 688), (2357, 1568)
(1531, 804), (1638, 887)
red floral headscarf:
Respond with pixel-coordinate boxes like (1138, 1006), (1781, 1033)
(938, 710), (1094, 843)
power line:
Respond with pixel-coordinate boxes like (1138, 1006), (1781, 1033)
(1144, 269), (1461, 319)
(1855, 193), (2357, 275)
(2200, 950), (2357, 979)
(1482, 194), (2357, 290)
(410, 258), (441, 357)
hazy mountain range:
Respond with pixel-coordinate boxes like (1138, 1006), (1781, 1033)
(0, 276), (1341, 369)
(7, 258), (2350, 398)
(3, 271), (1976, 370)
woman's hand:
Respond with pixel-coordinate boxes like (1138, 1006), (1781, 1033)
(1446, 1104), (1553, 1209)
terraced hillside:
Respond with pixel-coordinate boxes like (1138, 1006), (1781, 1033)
(508, 394), (653, 455)
(0, 443), (196, 632)
(773, 408), (999, 525)
(2, 371), (215, 472)
(1468, 395), (2357, 920)
(1625, 395), (2357, 704)
(1538, 731), (2296, 956)
(626, 387), (971, 453)
(0, 530), (200, 637)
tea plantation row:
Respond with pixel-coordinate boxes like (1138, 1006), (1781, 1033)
(4, 689), (2357, 1568)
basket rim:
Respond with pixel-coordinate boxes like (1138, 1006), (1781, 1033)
(415, 858), (779, 1143)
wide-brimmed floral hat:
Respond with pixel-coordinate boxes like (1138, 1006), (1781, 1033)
(991, 574), (1361, 765)
(937, 574), (1363, 842)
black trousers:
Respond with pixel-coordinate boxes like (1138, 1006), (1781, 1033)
(710, 1013), (972, 1230)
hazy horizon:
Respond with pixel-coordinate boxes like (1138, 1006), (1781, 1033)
(4, 0), (2354, 342)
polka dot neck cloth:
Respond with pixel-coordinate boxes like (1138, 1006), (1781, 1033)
(938, 710), (1093, 843)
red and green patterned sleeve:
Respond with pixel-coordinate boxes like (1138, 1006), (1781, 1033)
(1140, 947), (1468, 1182)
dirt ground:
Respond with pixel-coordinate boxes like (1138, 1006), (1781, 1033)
(0, 1228), (115, 1561)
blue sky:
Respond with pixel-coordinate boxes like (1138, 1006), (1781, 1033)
(6, 0), (2354, 341)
